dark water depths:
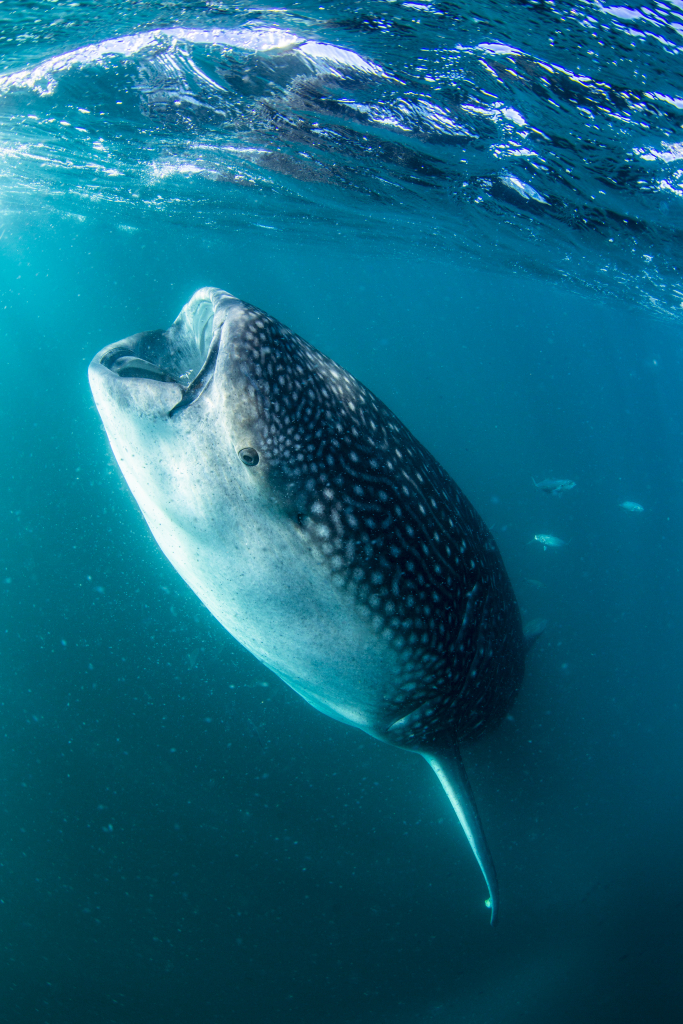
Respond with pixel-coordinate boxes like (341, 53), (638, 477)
(1, 2), (683, 1022)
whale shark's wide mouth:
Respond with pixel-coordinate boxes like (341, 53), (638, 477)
(102, 339), (183, 384)
(101, 294), (215, 386)
(93, 290), (231, 415)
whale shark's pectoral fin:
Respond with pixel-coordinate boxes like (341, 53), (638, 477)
(422, 742), (499, 925)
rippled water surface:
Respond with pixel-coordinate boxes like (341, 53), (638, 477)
(1, 4), (683, 1024)
(1, 0), (683, 308)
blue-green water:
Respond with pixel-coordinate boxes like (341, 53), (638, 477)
(1, 3), (683, 1022)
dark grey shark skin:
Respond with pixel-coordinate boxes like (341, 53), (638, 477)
(89, 288), (527, 924)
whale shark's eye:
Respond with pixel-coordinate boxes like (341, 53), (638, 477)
(239, 448), (259, 467)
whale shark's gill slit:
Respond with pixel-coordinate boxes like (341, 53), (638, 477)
(168, 337), (221, 418)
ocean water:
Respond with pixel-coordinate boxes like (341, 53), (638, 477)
(1, 2), (683, 1022)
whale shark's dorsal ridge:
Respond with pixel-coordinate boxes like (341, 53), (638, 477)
(89, 286), (527, 924)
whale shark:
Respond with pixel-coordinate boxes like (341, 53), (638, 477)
(89, 287), (533, 924)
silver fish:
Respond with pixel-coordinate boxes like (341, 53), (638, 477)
(89, 287), (537, 924)
(532, 478), (576, 496)
(619, 501), (644, 512)
(533, 534), (566, 550)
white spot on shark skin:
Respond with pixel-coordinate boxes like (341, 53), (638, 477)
(89, 286), (526, 925)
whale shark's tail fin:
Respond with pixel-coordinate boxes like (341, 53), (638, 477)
(422, 742), (499, 925)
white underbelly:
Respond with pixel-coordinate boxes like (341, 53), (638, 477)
(138, 494), (400, 734)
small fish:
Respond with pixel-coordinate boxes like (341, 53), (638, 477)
(524, 578), (544, 589)
(523, 619), (548, 646)
(533, 534), (566, 550)
(533, 478), (576, 496)
(619, 501), (644, 513)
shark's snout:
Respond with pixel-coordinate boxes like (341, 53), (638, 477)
(89, 288), (234, 421)
(88, 353), (184, 424)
